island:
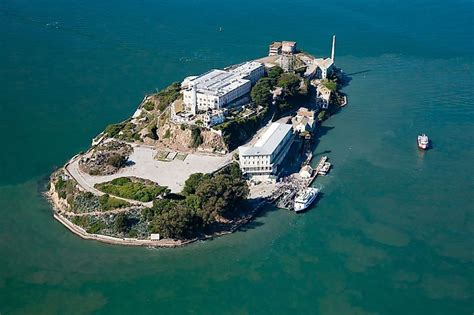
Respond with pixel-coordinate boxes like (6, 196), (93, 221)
(47, 37), (348, 247)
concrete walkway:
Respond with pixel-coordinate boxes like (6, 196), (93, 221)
(66, 144), (232, 206)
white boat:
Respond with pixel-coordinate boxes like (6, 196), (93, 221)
(294, 187), (319, 212)
(418, 134), (429, 150)
(318, 162), (331, 175)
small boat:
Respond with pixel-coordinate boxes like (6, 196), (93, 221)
(318, 162), (331, 176)
(294, 187), (319, 212)
(418, 134), (430, 150)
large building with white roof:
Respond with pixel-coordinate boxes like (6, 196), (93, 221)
(229, 61), (265, 84)
(182, 62), (264, 114)
(238, 123), (294, 179)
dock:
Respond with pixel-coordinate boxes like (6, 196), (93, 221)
(272, 155), (330, 210)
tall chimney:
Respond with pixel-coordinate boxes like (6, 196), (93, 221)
(331, 35), (336, 62)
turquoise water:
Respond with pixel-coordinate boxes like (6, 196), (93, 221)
(1, 0), (473, 314)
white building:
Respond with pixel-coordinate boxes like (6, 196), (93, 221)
(269, 41), (282, 56)
(299, 165), (314, 179)
(282, 41), (297, 54)
(229, 61), (265, 84)
(182, 62), (264, 114)
(238, 123), (294, 180)
(316, 84), (332, 109)
(203, 110), (225, 127)
(292, 107), (316, 133)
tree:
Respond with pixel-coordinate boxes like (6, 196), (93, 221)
(151, 205), (200, 239)
(182, 173), (209, 195)
(317, 110), (327, 122)
(321, 79), (337, 91)
(107, 153), (127, 168)
(114, 213), (131, 233)
(267, 66), (283, 82)
(277, 73), (301, 96)
(194, 171), (249, 223)
(190, 127), (203, 148)
(251, 78), (273, 106)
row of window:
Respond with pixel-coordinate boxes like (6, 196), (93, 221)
(243, 166), (272, 172)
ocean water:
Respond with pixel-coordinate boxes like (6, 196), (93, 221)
(0, 0), (473, 314)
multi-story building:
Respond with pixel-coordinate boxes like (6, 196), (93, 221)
(182, 62), (264, 114)
(292, 107), (316, 133)
(316, 84), (331, 109)
(268, 42), (282, 56)
(282, 41), (297, 54)
(238, 123), (294, 180)
(229, 61), (265, 84)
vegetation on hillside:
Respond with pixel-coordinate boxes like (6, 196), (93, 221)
(321, 78), (337, 91)
(95, 177), (170, 202)
(154, 82), (181, 112)
(251, 78), (273, 106)
(54, 174), (130, 213)
(277, 73), (301, 96)
(142, 163), (249, 239)
(98, 194), (131, 210)
(190, 127), (203, 148)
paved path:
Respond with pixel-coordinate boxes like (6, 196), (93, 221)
(66, 144), (232, 207)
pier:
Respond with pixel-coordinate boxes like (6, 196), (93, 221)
(271, 155), (329, 210)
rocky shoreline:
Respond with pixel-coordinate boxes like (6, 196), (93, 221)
(45, 171), (267, 248)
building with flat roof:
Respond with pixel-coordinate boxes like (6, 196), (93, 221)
(229, 61), (265, 84)
(182, 62), (264, 114)
(238, 123), (294, 180)
(282, 41), (297, 54)
(269, 41), (282, 56)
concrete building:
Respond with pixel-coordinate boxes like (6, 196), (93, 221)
(203, 110), (225, 127)
(316, 85), (332, 109)
(229, 61), (265, 84)
(238, 123), (294, 180)
(182, 62), (264, 114)
(292, 107), (316, 133)
(299, 165), (314, 179)
(282, 41), (297, 54)
(269, 42), (282, 56)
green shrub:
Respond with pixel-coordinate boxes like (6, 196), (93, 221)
(99, 193), (130, 211)
(107, 154), (127, 168)
(143, 101), (155, 111)
(190, 127), (203, 148)
(322, 79), (337, 91)
(95, 178), (170, 202)
(104, 123), (125, 137)
(87, 220), (106, 234)
(155, 82), (181, 111)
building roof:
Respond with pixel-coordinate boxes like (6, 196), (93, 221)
(317, 84), (332, 100)
(314, 57), (334, 70)
(187, 69), (249, 97)
(239, 123), (292, 156)
(229, 61), (264, 77)
(269, 41), (282, 49)
(299, 165), (313, 178)
(297, 107), (315, 119)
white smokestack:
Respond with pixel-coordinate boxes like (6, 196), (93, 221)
(331, 35), (336, 62)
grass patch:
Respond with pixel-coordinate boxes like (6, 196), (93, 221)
(99, 194), (130, 211)
(175, 153), (187, 161)
(95, 177), (169, 202)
